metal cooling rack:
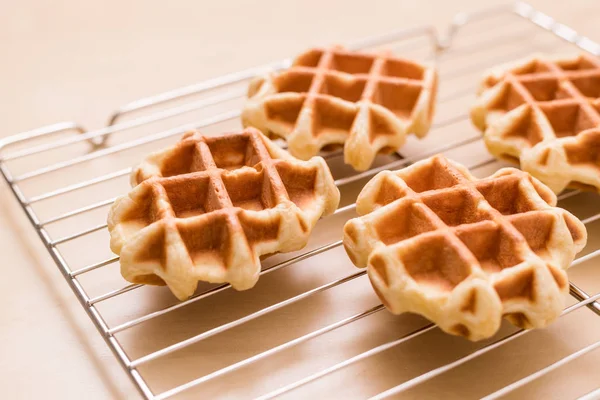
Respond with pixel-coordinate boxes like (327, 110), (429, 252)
(2, 2), (600, 399)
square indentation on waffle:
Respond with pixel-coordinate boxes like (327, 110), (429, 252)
(176, 212), (233, 266)
(569, 74), (600, 98)
(222, 169), (274, 211)
(421, 188), (494, 226)
(511, 58), (554, 75)
(398, 156), (466, 193)
(472, 53), (600, 193)
(538, 102), (597, 138)
(330, 52), (374, 74)
(311, 96), (357, 137)
(274, 70), (315, 94)
(475, 174), (541, 215)
(150, 140), (206, 178)
(381, 58), (425, 79)
(556, 56), (599, 71)
(343, 155), (587, 340)
(243, 45), (437, 171)
(108, 127), (340, 300)
(455, 222), (525, 273)
(162, 174), (213, 218)
(320, 74), (366, 102)
(395, 233), (473, 292)
(518, 77), (573, 101)
(564, 129), (600, 167)
(204, 133), (266, 170)
(498, 109), (545, 149)
(372, 80), (424, 120)
(371, 200), (437, 245)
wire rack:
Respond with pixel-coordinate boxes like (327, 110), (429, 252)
(2, 2), (600, 399)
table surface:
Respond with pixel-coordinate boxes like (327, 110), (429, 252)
(2, 1), (600, 399)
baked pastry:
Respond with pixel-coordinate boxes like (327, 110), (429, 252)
(107, 128), (340, 300)
(472, 53), (600, 193)
(242, 45), (437, 171)
(343, 155), (587, 340)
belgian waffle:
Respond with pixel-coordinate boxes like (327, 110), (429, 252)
(472, 53), (600, 193)
(343, 155), (587, 341)
(107, 128), (340, 300)
(242, 45), (438, 171)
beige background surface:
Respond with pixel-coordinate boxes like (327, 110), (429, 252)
(1, 1), (600, 399)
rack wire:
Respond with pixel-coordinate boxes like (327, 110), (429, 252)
(2, 2), (600, 399)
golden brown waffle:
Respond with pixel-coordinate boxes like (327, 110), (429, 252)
(107, 128), (340, 300)
(242, 46), (438, 171)
(472, 53), (600, 193)
(343, 155), (587, 341)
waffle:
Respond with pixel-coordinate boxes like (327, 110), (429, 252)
(242, 46), (438, 171)
(343, 155), (587, 341)
(472, 53), (600, 193)
(107, 128), (340, 300)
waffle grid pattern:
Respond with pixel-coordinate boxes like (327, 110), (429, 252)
(472, 53), (600, 193)
(107, 128), (340, 300)
(343, 156), (587, 340)
(242, 46), (437, 171)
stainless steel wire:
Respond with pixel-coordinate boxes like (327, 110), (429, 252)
(369, 291), (600, 400)
(0, 2), (599, 399)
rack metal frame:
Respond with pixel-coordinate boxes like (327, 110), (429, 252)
(1, 2), (600, 399)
